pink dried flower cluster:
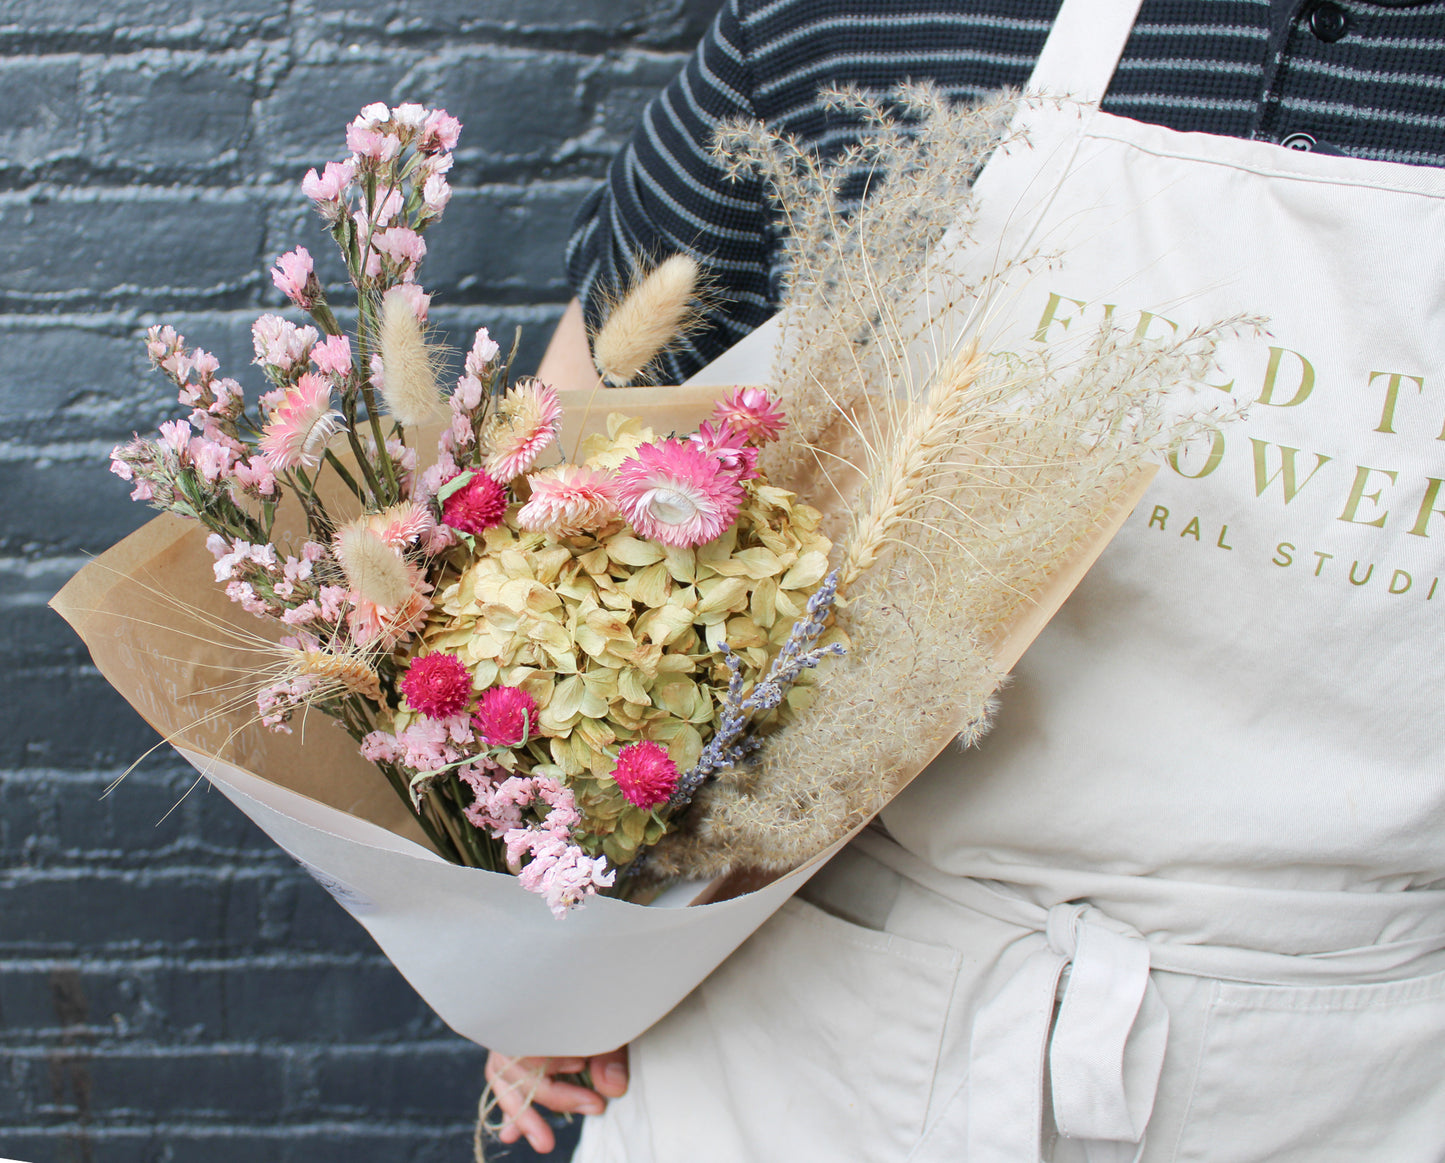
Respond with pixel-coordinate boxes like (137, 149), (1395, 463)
(473, 685), (540, 747)
(400, 652), (474, 719)
(440, 472), (508, 535)
(611, 740), (679, 808)
(516, 465), (621, 537)
(271, 247), (317, 308)
(613, 438), (745, 548)
(460, 773), (614, 917)
(482, 379), (562, 481)
(714, 386), (786, 444)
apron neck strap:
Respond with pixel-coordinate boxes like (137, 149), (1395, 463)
(1026, 0), (1144, 102)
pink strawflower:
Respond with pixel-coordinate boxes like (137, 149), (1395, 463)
(483, 379), (562, 480)
(473, 686), (540, 747)
(311, 334), (352, 377)
(613, 439), (744, 548)
(713, 386), (786, 445)
(440, 472), (508, 534)
(258, 373), (345, 470)
(690, 419), (759, 480)
(611, 740), (678, 808)
(516, 465), (620, 537)
(420, 109), (462, 153)
(271, 246), (316, 307)
(401, 652), (474, 719)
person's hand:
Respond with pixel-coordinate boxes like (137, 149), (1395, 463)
(484, 1046), (629, 1153)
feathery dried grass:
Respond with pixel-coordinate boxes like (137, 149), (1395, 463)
(335, 524), (412, 609)
(648, 86), (1255, 879)
(592, 253), (704, 386)
(376, 292), (446, 426)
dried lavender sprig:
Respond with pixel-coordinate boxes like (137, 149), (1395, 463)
(671, 570), (846, 808)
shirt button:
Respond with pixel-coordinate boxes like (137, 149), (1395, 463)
(1309, 1), (1349, 42)
(1281, 132), (1317, 151)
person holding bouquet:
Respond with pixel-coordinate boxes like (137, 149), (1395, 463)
(487, 0), (1445, 1160)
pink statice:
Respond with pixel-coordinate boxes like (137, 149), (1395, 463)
(347, 120), (400, 163)
(516, 465), (620, 537)
(401, 652), (474, 719)
(611, 740), (678, 808)
(713, 386), (786, 445)
(483, 380), (561, 480)
(145, 325), (184, 369)
(371, 226), (426, 278)
(390, 102), (427, 137)
(252, 315), (319, 374)
(420, 108), (462, 153)
(301, 159), (355, 212)
(690, 419), (759, 480)
(361, 716), (472, 772)
(466, 328), (501, 377)
(231, 457), (277, 498)
(271, 246), (316, 307)
(515, 831), (617, 918)
(382, 281), (429, 322)
(421, 173), (451, 215)
(613, 439), (744, 548)
(467, 775), (613, 917)
(311, 334), (352, 378)
(257, 674), (318, 732)
(187, 434), (239, 484)
(473, 685), (540, 747)
(258, 373), (345, 470)
(440, 472), (507, 535)
(417, 449), (460, 503)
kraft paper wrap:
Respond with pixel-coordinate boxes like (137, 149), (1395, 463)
(51, 380), (1152, 1056)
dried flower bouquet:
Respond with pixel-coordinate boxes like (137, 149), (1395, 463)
(53, 89), (1238, 1053)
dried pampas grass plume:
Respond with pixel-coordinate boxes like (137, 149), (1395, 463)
(376, 288), (446, 426)
(592, 253), (703, 386)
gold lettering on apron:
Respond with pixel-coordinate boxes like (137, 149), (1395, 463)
(1250, 439), (1332, 503)
(1368, 371), (1425, 435)
(1257, 346), (1315, 408)
(1406, 477), (1445, 538)
(1338, 465), (1399, 527)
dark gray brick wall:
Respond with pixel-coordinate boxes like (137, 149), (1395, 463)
(0, 2), (721, 1159)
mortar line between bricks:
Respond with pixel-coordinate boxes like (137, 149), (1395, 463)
(0, 952), (396, 971)
(2, 1040), (488, 1059)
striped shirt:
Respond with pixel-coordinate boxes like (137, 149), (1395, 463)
(566, 0), (1445, 381)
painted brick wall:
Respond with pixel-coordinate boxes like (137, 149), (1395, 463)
(0, 2), (719, 1160)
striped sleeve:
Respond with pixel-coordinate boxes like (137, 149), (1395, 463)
(564, 0), (778, 383)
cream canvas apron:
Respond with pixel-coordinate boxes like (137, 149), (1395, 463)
(575, 0), (1445, 1159)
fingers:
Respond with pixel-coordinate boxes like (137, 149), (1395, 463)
(485, 1053), (611, 1153)
(589, 1046), (630, 1098)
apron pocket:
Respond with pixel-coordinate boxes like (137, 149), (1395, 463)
(1171, 968), (1445, 1162)
(689, 896), (961, 1163)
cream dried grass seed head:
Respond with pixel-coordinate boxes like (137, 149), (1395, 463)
(592, 254), (704, 387)
(376, 288), (446, 426)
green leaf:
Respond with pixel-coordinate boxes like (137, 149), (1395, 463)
(436, 470), (474, 502)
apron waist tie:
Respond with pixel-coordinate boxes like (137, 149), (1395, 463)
(968, 901), (1168, 1163)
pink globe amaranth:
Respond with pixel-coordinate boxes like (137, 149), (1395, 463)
(441, 471), (507, 534)
(473, 685), (540, 747)
(611, 740), (679, 809)
(400, 652), (473, 719)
